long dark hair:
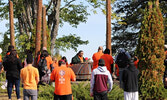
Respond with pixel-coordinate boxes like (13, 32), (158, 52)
(8, 50), (17, 63)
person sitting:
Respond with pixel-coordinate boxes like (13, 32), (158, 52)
(71, 50), (85, 64)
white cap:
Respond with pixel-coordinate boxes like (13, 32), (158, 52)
(0, 48), (2, 54)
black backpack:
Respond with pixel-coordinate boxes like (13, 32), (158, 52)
(116, 52), (129, 68)
(38, 57), (47, 74)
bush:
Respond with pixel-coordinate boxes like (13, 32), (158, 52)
(38, 84), (54, 100)
(37, 82), (124, 100)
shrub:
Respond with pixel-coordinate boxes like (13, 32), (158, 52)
(37, 82), (124, 100)
(38, 84), (54, 100)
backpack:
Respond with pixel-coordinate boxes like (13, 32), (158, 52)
(115, 52), (129, 68)
(38, 57), (48, 74)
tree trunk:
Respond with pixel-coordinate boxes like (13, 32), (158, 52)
(106, 0), (111, 54)
(42, 6), (47, 48)
(35, 0), (42, 66)
(9, 0), (15, 47)
(50, 0), (61, 56)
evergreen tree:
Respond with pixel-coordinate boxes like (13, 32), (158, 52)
(137, 0), (167, 99)
(112, 0), (167, 53)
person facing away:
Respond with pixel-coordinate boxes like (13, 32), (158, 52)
(90, 59), (113, 100)
(115, 48), (131, 89)
(38, 50), (53, 84)
(92, 46), (104, 71)
(50, 60), (76, 100)
(20, 53), (39, 100)
(71, 50), (85, 64)
(100, 48), (114, 74)
(3, 50), (23, 100)
(122, 58), (139, 100)
(61, 56), (69, 66)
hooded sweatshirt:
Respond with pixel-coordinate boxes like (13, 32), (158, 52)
(90, 66), (113, 94)
(122, 62), (139, 92)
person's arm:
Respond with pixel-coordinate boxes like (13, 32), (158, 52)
(50, 64), (54, 72)
(18, 59), (23, 70)
(122, 70), (126, 83)
(35, 69), (39, 84)
(50, 70), (55, 83)
(20, 69), (24, 84)
(90, 71), (95, 96)
(125, 52), (131, 60)
(107, 71), (113, 92)
(70, 68), (76, 81)
(111, 64), (114, 73)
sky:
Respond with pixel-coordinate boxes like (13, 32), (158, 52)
(0, 0), (107, 63)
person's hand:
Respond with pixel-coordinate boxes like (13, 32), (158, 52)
(90, 93), (93, 97)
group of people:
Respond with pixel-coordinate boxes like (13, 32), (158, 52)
(91, 46), (139, 100)
(0, 44), (140, 100)
(0, 45), (76, 100)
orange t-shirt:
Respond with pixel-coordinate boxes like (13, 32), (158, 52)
(45, 55), (53, 69)
(92, 52), (103, 70)
(53, 62), (58, 68)
(20, 65), (39, 90)
(100, 54), (114, 73)
(50, 65), (76, 95)
(134, 59), (139, 68)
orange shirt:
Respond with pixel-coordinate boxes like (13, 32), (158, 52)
(20, 65), (39, 90)
(134, 59), (139, 68)
(45, 55), (53, 69)
(50, 65), (76, 95)
(53, 62), (58, 68)
(78, 56), (83, 63)
(100, 54), (114, 73)
(92, 52), (103, 70)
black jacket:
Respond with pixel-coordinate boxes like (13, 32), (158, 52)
(3, 58), (23, 79)
(122, 62), (139, 92)
(71, 55), (85, 64)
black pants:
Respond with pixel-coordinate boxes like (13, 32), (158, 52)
(94, 91), (108, 100)
(54, 94), (72, 100)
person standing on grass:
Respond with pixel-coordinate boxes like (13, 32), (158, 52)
(3, 50), (23, 100)
(50, 60), (76, 100)
(122, 57), (139, 100)
(20, 53), (39, 100)
(90, 59), (113, 100)
(100, 48), (115, 78)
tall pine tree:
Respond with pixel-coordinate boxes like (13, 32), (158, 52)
(137, 0), (167, 99)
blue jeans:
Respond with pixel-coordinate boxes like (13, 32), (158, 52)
(7, 77), (20, 99)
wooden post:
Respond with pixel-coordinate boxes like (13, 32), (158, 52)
(106, 0), (112, 55)
(42, 6), (47, 48)
(35, 0), (42, 66)
(9, 0), (15, 47)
